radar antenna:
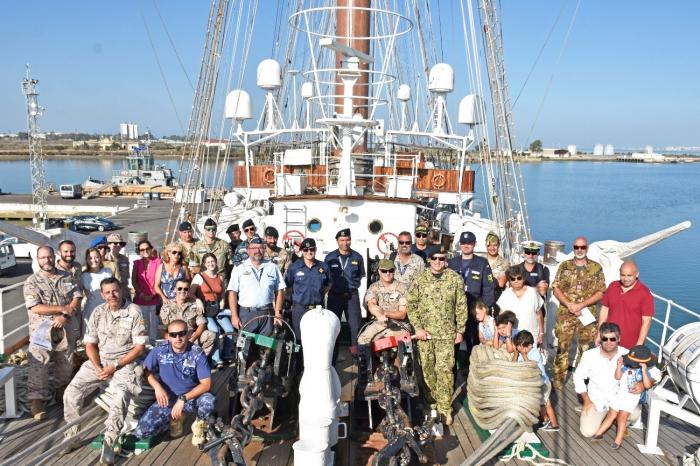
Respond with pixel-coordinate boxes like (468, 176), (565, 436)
(21, 65), (49, 229)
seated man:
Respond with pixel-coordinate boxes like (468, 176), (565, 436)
(358, 259), (411, 344)
(574, 322), (644, 437)
(134, 319), (215, 447)
(63, 277), (147, 464)
(159, 279), (216, 359)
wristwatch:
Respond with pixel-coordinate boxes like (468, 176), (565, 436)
(178, 394), (187, 403)
(114, 361), (121, 371)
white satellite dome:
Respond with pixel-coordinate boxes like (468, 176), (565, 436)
(458, 94), (481, 125)
(257, 59), (282, 90)
(300, 81), (314, 99)
(428, 63), (454, 93)
(397, 84), (411, 101)
(224, 90), (252, 120)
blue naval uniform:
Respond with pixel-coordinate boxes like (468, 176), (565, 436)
(448, 255), (495, 348)
(520, 261), (550, 290)
(284, 259), (330, 343)
(325, 248), (365, 347)
(232, 234), (260, 267)
(134, 342), (215, 440)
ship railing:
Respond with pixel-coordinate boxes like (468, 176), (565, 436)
(0, 282), (28, 359)
(647, 292), (700, 363)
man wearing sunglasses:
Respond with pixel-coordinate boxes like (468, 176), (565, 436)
(519, 241), (550, 297)
(232, 218), (259, 268)
(391, 231), (424, 289)
(410, 225), (434, 265)
(357, 259), (409, 345)
(192, 218), (232, 281)
(133, 319), (215, 449)
(407, 246), (467, 428)
(226, 223), (242, 255)
(284, 237), (330, 343)
(63, 277), (147, 462)
(573, 322), (643, 437)
(105, 233), (131, 299)
(551, 236), (606, 390)
(326, 228), (365, 353)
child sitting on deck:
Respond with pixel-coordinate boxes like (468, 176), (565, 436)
(476, 300), (495, 345)
(513, 330), (559, 432)
(492, 310), (518, 353)
(592, 345), (657, 450)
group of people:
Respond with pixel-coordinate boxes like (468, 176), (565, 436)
(22, 221), (658, 461)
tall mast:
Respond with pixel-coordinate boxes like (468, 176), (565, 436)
(21, 65), (48, 229)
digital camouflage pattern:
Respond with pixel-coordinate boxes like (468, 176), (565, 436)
(159, 301), (216, 355)
(135, 392), (216, 439)
(551, 259), (606, 389)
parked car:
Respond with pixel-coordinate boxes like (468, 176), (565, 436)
(0, 242), (17, 275)
(0, 236), (37, 259)
(66, 215), (116, 232)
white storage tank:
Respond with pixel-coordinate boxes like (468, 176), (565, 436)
(459, 94), (481, 125)
(593, 144), (604, 156)
(604, 144), (615, 156)
(257, 59), (282, 90)
(428, 63), (454, 93)
(225, 90), (252, 120)
(567, 145), (577, 156)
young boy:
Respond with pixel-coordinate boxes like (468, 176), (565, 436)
(492, 310), (518, 353)
(592, 345), (656, 449)
(513, 330), (559, 432)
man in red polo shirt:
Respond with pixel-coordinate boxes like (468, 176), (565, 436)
(597, 261), (654, 349)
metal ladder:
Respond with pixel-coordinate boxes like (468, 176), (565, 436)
(283, 205), (307, 238)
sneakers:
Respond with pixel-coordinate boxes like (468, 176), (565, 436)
(61, 425), (81, 455)
(170, 417), (185, 438)
(191, 418), (207, 447)
(100, 433), (117, 465)
(591, 434), (604, 441)
(31, 399), (46, 421)
(611, 442), (621, 450)
(539, 420), (560, 432)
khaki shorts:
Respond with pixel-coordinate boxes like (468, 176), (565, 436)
(542, 381), (552, 404)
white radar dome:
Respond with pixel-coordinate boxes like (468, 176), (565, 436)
(458, 94), (481, 125)
(225, 90), (252, 120)
(300, 81), (314, 99)
(257, 59), (282, 90)
(428, 63), (454, 93)
(397, 84), (411, 101)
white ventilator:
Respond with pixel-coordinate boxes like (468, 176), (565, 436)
(294, 306), (342, 466)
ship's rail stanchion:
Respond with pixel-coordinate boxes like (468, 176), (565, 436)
(202, 316), (299, 466)
(647, 292), (700, 362)
(0, 282), (28, 358)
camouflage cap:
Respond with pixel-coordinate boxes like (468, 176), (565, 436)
(378, 258), (395, 270)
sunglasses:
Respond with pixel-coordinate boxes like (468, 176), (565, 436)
(573, 245), (587, 250)
(244, 227), (256, 232)
(601, 336), (617, 342)
(415, 233), (427, 238)
(524, 251), (538, 255)
(168, 330), (187, 338)
(302, 247), (317, 252)
(109, 242), (126, 247)
(139, 247), (152, 252)
(97, 245), (109, 250)
(430, 256), (446, 262)
(379, 269), (395, 274)
(398, 241), (412, 245)
(176, 286), (190, 292)
(510, 276), (524, 281)
(170, 251), (182, 255)
(204, 227), (217, 232)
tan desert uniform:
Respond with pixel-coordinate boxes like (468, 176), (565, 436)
(264, 246), (291, 275)
(177, 238), (198, 267)
(55, 259), (84, 339)
(23, 269), (82, 401)
(105, 253), (131, 299)
(358, 281), (410, 344)
(159, 301), (216, 355)
(393, 253), (425, 289)
(63, 300), (147, 435)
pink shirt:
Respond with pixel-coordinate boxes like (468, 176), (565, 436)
(133, 257), (163, 306)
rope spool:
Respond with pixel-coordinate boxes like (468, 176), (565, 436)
(432, 173), (446, 189)
(263, 168), (275, 185)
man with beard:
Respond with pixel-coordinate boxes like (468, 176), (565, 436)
(262, 226), (290, 274)
(391, 231), (424, 289)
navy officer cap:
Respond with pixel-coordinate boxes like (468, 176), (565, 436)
(179, 221), (193, 232)
(300, 238), (316, 249)
(242, 218), (255, 229)
(226, 223), (239, 233)
(459, 231), (477, 244)
(335, 228), (351, 239)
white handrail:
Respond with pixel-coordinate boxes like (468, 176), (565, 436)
(0, 282), (28, 356)
(647, 292), (700, 363)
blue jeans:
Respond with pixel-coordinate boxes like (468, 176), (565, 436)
(207, 310), (234, 362)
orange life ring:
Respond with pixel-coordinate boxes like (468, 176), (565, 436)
(432, 173), (446, 189)
(263, 168), (275, 185)
(283, 229), (305, 244)
(376, 232), (399, 255)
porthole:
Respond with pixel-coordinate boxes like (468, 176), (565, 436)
(307, 218), (322, 233)
(368, 220), (383, 234)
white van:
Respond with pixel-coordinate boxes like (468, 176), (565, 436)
(0, 243), (16, 275)
(59, 184), (82, 199)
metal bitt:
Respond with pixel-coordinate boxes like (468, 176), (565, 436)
(21, 65), (48, 229)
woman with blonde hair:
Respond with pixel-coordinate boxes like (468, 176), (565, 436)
(155, 242), (191, 305)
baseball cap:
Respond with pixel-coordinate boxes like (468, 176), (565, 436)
(378, 258), (394, 269)
(459, 231), (477, 244)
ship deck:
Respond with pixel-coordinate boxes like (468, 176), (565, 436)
(1, 353), (698, 466)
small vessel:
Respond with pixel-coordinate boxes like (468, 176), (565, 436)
(110, 143), (176, 187)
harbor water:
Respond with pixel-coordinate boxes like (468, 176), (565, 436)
(0, 158), (698, 327)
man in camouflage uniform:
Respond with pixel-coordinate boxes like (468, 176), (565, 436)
(55, 240), (84, 344)
(263, 226), (291, 274)
(191, 218), (232, 281)
(551, 236), (606, 390)
(177, 221), (199, 272)
(24, 245), (82, 420)
(62, 277), (147, 463)
(358, 258), (410, 344)
(391, 231), (425, 289)
(159, 278), (216, 357)
(407, 246), (467, 427)
(105, 233), (131, 299)
(232, 218), (259, 267)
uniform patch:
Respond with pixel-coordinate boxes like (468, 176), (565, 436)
(296, 271), (305, 276)
(319, 268), (324, 273)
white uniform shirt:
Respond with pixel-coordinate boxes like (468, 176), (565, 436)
(573, 345), (629, 411)
(227, 259), (285, 308)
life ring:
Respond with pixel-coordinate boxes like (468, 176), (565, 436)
(283, 229), (305, 244)
(432, 173), (446, 189)
(120, 170), (129, 176)
(263, 168), (275, 185)
(376, 232), (399, 255)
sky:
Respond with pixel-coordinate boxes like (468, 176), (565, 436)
(1, 0), (698, 149)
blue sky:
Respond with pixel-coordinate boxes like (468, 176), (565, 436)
(1, 1), (698, 149)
